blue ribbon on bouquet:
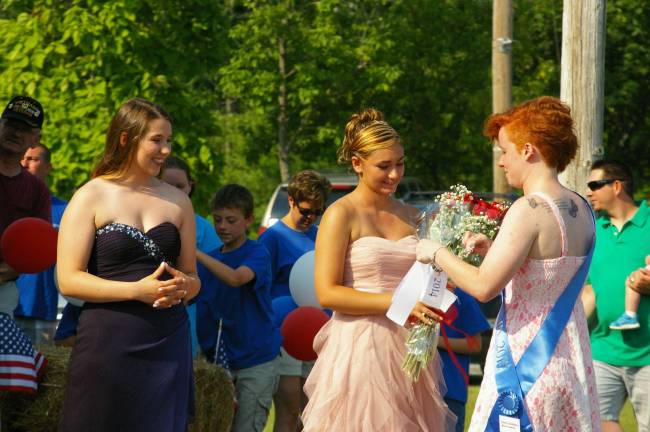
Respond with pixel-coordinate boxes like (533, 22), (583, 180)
(485, 210), (595, 431)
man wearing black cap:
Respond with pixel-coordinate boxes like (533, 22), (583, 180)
(0, 96), (51, 314)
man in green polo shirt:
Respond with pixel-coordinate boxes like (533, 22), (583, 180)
(582, 160), (650, 432)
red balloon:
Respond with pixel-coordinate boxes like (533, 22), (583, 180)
(1, 217), (57, 273)
(281, 306), (330, 361)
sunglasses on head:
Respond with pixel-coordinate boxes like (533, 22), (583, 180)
(296, 205), (325, 217)
(587, 178), (622, 191)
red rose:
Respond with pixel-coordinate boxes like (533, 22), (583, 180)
(486, 207), (501, 219)
(472, 199), (489, 215)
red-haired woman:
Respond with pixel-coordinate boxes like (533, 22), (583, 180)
(416, 96), (600, 431)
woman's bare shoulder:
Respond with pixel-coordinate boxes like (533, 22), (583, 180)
(157, 180), (192, 209)
(329, 193), (357, 214)
(517, 192), (587, 221)
(318, 195), (357, 238)
(61, 179), (111, 229)
(497, 196), (539, 232)
(510, 195), (539, 214)
(68, 178), (109, 205)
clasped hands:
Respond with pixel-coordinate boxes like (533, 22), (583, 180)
(138, 262), (194, 309)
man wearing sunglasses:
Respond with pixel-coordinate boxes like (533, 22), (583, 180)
(582, 160), (650, 432)
(258, 169), (331, 432)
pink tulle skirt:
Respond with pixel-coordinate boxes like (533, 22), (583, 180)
(302, 312), (456, 432)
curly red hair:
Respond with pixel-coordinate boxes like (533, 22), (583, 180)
(483, 96), (578, 172)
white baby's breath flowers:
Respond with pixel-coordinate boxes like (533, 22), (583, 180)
(403, 185), (509, 381)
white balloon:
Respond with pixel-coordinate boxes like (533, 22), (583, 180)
(289, 250), (321, 308)
(63, 295), (85, 308)
(53, 264), (85, 307)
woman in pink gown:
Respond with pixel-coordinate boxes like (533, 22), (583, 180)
(301, 108), (456, 431)
(416, 96), (600, 431)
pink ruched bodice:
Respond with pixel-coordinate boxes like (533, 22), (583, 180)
(342, 235), (419, 293)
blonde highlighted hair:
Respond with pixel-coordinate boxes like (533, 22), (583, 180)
(337, 108), (401, 165)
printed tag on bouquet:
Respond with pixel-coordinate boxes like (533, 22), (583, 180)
(498, 415), (520, 432)
(387, 262), (457, 326)
(420, 267), (447, 309)
(387, 262), (430, 326)
(420, 267), (457, 313)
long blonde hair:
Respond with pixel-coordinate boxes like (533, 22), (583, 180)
(337, 108), (401, 165)
(92, 98), (171, 179)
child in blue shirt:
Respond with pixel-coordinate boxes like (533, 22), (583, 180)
(258, 170), (330, 431)
(195, 184), (280, 432)
(161, 156), (222, 358)
(438, 287), (491, 432)
(259, 220), (317, 299)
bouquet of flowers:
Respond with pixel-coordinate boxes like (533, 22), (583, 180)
(401, 184), (510, 381)
(419, 184), (509, 264)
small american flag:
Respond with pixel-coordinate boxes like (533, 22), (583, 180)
(0, 313), (47, 393)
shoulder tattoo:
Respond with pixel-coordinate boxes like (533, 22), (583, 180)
(528, 197), (552, 212)
(553, 199), (579, 218)
(569, 199), (578, 217)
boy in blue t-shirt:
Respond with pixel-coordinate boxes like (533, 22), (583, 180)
(438, 287), (491, 432)
(258, 170), (330, 431)
(195, 184), (280, 432)
(259, 219), (317, 299)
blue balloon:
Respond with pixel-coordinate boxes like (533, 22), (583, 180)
(272, 296), (298, 328)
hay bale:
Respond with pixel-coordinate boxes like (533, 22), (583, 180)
(0, 345), (234, 432)
(190, 358), (235, 432)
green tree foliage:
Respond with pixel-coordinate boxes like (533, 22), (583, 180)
(0, 0), (229, 213)
(511, 0), (563, 99)
(1, 0), (648, 222)
(509, 0), (650, 197)
(219, 0), (494, 201)
(604, 0), (650, 197)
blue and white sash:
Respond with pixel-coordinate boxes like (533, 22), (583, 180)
(485, 195), (595, 432)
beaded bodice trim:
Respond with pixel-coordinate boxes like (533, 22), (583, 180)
(96, 222), (169, 263)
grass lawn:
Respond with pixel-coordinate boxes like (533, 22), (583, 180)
(264, 385), (638, 431)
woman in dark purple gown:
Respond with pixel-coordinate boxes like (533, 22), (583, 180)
(56, 98), (200, 431)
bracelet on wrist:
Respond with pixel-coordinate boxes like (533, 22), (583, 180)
(431, 246), (445, 266)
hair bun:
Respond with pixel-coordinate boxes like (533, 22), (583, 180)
(339, 108), (386, 164)
(352, 107), (384, 124)
(345, 108), (384, 143)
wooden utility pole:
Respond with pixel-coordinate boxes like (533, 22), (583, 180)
(277, 35), (290, 183)
(559, 0), (606, 194)
(492, 0), (512, 194)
